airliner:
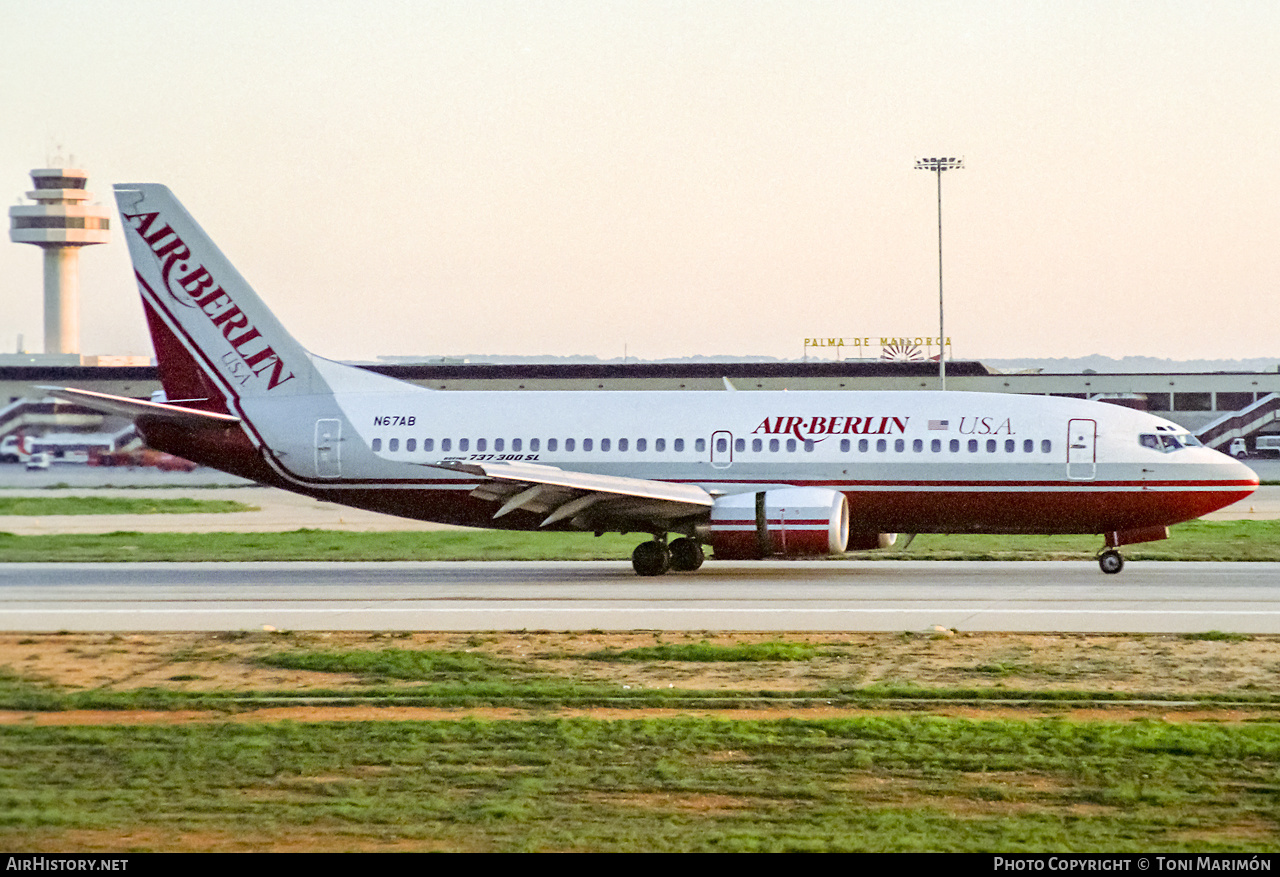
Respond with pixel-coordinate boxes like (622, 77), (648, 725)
(52, 184), (1258, 576)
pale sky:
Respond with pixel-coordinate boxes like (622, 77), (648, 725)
(3, 1), (1279, 363)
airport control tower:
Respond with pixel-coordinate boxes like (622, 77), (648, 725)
(8, 168), (111, 355)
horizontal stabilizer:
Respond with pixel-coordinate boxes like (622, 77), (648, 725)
(44, 387), (242, 429)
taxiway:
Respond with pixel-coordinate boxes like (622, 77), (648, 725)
(3, 560), (1278, 633)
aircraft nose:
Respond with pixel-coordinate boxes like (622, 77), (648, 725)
(1238, 458), (1259, 484)
(1222, 454), (1259, 492)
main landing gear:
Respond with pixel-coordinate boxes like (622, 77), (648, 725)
(1097, 549), (1125, 575)
(631, 536), (705, 576)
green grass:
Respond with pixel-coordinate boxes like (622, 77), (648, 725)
(257, 648), (522, 681)
(0, 496), (257, 516)
(0, 519), (1274, 562)
(0, 528), (640, 562)
(2, 717), (1278, 852)
(902, 519), (1280, 562)
(1181, 631), (1253, 642)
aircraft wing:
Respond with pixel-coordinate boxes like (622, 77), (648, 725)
(427, 460), (715, 529)
(44, 387), (242, 429)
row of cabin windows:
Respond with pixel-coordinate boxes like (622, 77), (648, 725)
(369, 436), (1055, 455)
(839, 437), (1051, 454)
(371, 437), (698, 454)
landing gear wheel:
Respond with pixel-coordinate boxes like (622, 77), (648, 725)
(1098, 550), (1124, 575)
(668, 537), (705, 572)
(632, 540), (672, 576)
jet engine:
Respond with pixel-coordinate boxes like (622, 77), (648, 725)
(845, 532), (898, 551)
(703, 487), (850, 559)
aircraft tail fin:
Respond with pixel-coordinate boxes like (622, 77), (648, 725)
(114, 184), (320, 413)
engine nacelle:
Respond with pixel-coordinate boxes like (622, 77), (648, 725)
(704, 487), (849, 559)
(845, 532), (898, 551)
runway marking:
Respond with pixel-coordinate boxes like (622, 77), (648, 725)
(7, 608), (1280, 616)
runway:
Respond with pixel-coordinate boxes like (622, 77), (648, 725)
(3, 560), (1278, 633)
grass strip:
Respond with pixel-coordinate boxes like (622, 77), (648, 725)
(2, 716), (1278, 852)
(586, 641), (821, 662)
(0, 496), (257, 516)
(0, 519), (1275, 562)
(256, 648), (522, 681)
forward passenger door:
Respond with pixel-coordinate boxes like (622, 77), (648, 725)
(1067, 418), (1096, 481)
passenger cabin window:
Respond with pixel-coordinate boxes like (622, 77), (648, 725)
(371, 438), (382, 451)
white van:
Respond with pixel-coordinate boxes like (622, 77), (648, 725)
(1229, 438), (1249, 459)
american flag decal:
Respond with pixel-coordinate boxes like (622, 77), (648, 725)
(928, 420), (949, 430)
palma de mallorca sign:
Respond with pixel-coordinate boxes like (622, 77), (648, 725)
(803, 336), (953, 362)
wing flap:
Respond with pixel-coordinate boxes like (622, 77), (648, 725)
(427, 459), (714, 529)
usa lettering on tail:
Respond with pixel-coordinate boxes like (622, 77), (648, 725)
(52, 183), (1259, 576)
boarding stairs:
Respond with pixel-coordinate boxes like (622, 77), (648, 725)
(1195, 393), (1280, 450)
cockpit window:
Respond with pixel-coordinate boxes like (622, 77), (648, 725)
(1140, 432), (1199, 452)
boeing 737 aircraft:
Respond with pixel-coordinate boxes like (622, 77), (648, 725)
(52, 184), (1258, 575)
